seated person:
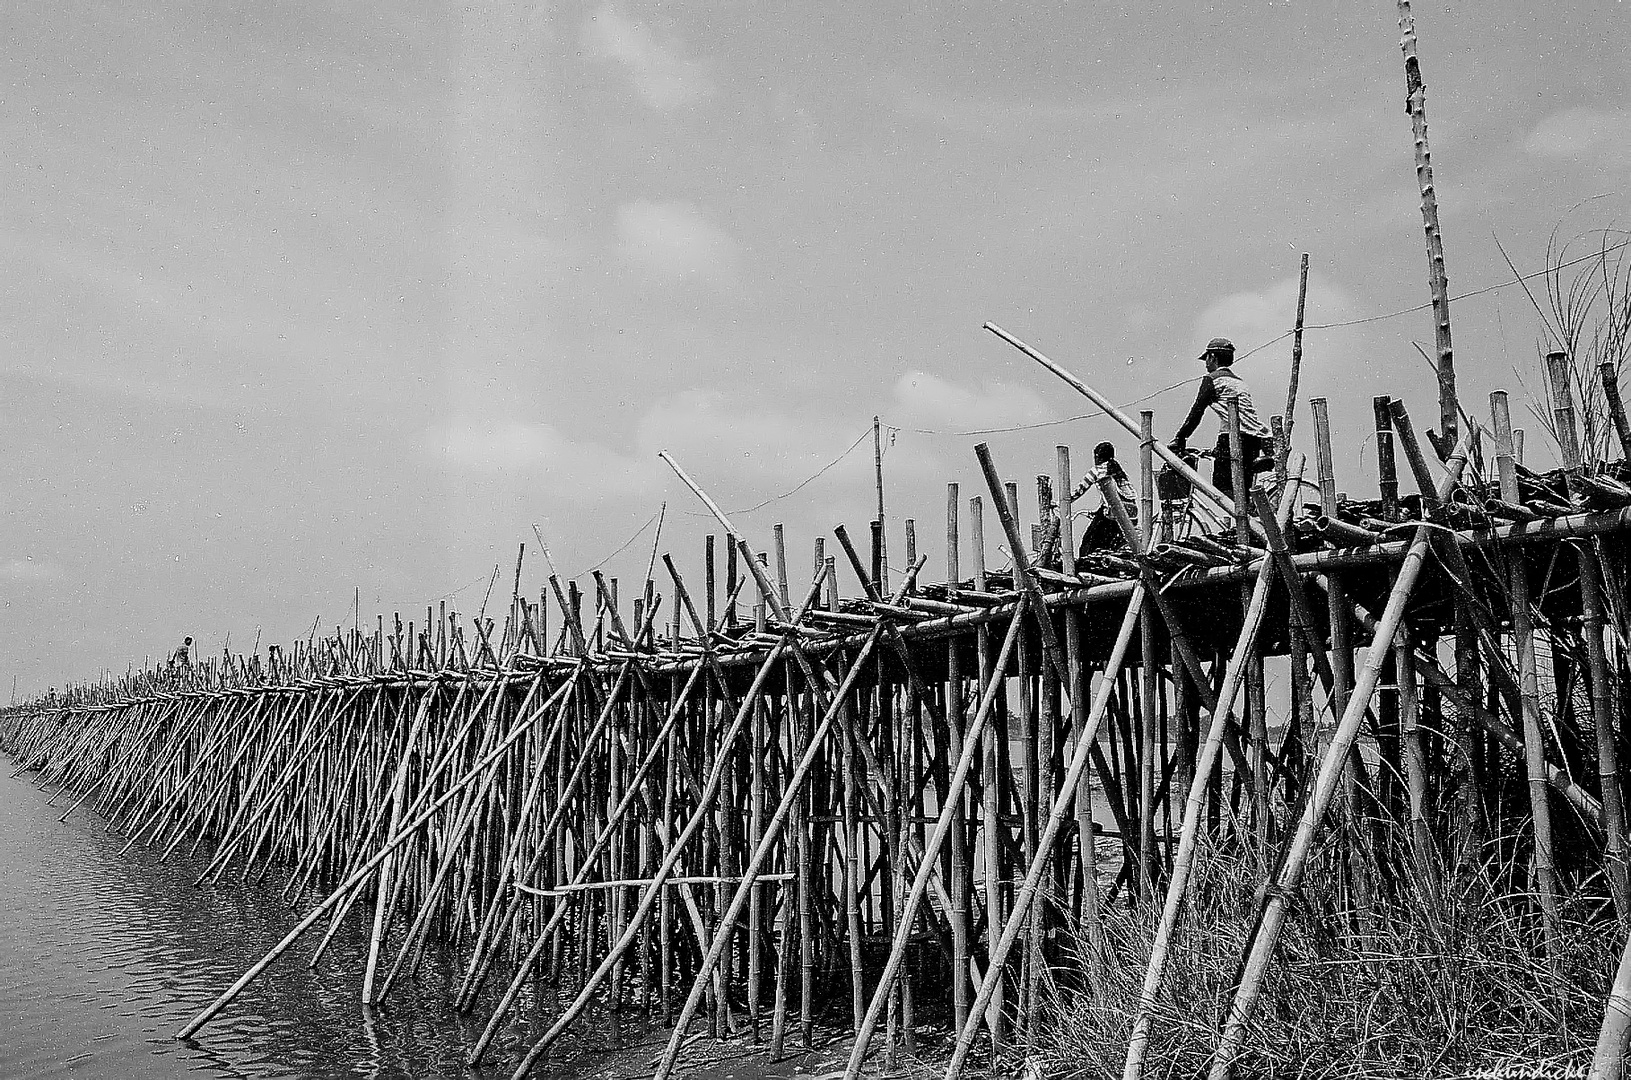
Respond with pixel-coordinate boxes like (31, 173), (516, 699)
(1074, 441), (1138, 555)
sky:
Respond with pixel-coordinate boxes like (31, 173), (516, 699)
(2, 0), (1628, 696)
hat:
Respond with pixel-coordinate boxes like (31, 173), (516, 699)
(1093, 441), (1116, 464)
(1199, 337), (1235, 359)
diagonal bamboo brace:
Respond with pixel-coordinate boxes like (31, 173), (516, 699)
(1206, 434), (1470, 1080)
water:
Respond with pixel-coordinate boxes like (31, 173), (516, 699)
(0, 760), (815, 1080)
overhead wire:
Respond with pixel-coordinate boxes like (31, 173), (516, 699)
(884, 237), (1631, 442)
(569, 507), (666, 579)
(663, 241), (1631, 537)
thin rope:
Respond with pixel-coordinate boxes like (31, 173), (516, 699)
(1301, 236), (1631, 332)
(569, 508), (664, 579)
(729, 427), (873, 515)
(882, 377), (1200, 437)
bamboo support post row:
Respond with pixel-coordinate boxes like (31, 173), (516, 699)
(7, 352), (1631, 1080)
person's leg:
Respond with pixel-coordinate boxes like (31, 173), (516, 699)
(1244, 432), (1272, 474)
(1082, 508), (1116, 552)
(1212, 433), (1233, 497)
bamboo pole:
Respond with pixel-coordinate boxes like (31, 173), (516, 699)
(1280, 252), (1311, 465)
(1603, 361), (1631, 458)
(1058, 445), (1105, 971)
(970, 491), (1008, 1050)
(1398, 0), (1458, 447)
(1592, 928), (1631, 1080)
(1395, 620), (1438, 894)
(1139, 412), (1159, 897)
(1491, 390), (1561, 951)
(1312, 397), (1369, 923)
(946, 482), (972, 1031)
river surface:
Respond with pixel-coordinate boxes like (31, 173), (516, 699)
(0, 760), (821, 1080)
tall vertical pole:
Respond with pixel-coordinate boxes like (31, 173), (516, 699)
(1058, 446), (1104, 969)
(1312, 397), (1366, 920)
(1374, 396), (1400, 521)
(1398, 0), (1458, 448)
(945, 484), (971, 1030)
(874, 416), (889, 595)
(1280, 252), (1312, 469)
(1138, 412), (1159, 896)
(971, 493), (1005, 1051)
(1548, 356), (1630, 920)
(1229, 401), (1265, 850)
(1492, 389), (1560, 951)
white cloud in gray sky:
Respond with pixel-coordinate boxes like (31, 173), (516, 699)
(616, 200), (738, 279)
(890, 371), (1053, 433)
(581, 4), (713, 110)
(1524, 105), (1631, 167)
(0, 558), (62, 583)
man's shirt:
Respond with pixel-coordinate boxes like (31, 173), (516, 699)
(1175, 365), (1271, 442)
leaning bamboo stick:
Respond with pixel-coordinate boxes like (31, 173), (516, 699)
(174, 673), (578, 1039)
(648, 564), (927, 1080)
(940, 583), (1147, 1080)
(1121, 468), (1300, 1080)
(1206, 434), (1469, 1080)
(841, 605), (1029, 1080)
(1592, 926), (1631, 1080)
(505, 570), (831, 1073)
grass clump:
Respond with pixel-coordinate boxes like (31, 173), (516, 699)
(1031, 843), (1611, 1080)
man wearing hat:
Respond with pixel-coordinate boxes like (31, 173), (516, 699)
(1170, 337), (1272, 497)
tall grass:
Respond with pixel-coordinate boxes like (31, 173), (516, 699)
(1032, 840), (1611, 1080)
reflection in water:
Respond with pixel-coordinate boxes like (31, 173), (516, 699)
(0, 762), (689, 1079)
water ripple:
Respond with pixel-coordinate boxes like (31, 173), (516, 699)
(0, 764), (595, 1080)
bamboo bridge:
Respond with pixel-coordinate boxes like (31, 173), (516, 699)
(6, 334), (1631, 1080)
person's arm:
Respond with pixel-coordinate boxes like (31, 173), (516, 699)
(1172, 375), (1216, 445)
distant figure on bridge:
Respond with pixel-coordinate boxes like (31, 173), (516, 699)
(1074, 441), (1138, 555)
(170, 637), (193, 670)
(1170, 337), (1272, 498)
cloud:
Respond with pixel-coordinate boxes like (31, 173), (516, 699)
(1192, 274), (1359, 361)
(1524, 106), (1631, 164)
(429, 417), (645, 487)
(889, 371), (1054, 433)
(1189, 274), (1390, 430)
(616, 200), (738, 279)
(581, 5), (713, 110)
(0, 557), (62, 583)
